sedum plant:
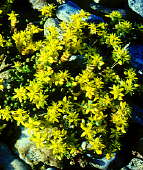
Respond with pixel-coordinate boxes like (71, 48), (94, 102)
(0, 4), (142, 167)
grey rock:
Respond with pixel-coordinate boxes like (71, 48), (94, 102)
(121, 158), (143, 170)
(14, 127), (45, 166)
(56, 1), (81, 21)
(89, 154), (116, 169)
(14, 127), (61, 168)
(90, 2), (127, 17)
(93, 0), (100, 3)
(69, 55), (84, 61)
(86, 14), (104, 23)
(56, 1), (104, 23)
(46, 168), (57, 170)
(29, 0), (48, 10)
(44, 18), (61, 36)
(93, 0), (127, 8)
(128, 0), (143, 17)
(0, 142), (29, 170)
(81, 141), (87, 150)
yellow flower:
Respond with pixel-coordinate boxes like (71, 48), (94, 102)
(81, 122), (95, 139)
(89, 137), (105, 155)
(54, 70), (69, 86)
(89, 23), (97, 34)
(40, 5), (55, 17)
(13, 86), (27, 102)
(0, 78), (4, 90)
(98, 94), (112, 107)
(26, 24), (43, 34)
(90, 111), (106, 122)
(35, 67), (53, 83)
(7, 11), (18, 28)
(49, 138), (66, 159)
(0, 34), (5, 47)
(33, 92), (48, 109)
(94, 77), (104, 89)
(45, 102), (61, 123)
(13, 61), (21, 68)
(24, 117), (41, 130)
(105, 153), (114, 160)
(110, 85), (124, 100)
(112, 46), (130, 65)
(12, 24), (42, 54)
(124, 68), (138, 80)
(85, 86), (95, 99)
(91, 54), (104, 69)
(12, 109), (29, 125)
(31, 132), (47, 148)
(105, 33), (122, 47)
(111, 101), (130, 133)
(105, 11), (122, 21)
(0, 107), (11, 121)
(115, 21), (132, 34)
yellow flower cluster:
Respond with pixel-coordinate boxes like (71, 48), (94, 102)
(105, 11), (122, 22)
(40, 4), (55, 17)
(7, 10), (18, 28)
(0, 34), (5, 47)
(0, 79), (4, 90)
(111, 101), (130, 133)
(115, 20), (133, 35)
(12, 24), (43, 55)
(0, 8), (141, 164)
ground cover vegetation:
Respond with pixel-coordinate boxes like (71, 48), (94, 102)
(0, 0), (143, 167)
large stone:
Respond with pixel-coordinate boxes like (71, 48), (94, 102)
(29, 0), (48, 10)
(121, 158), (143, 170)
(90, 3), (127, 17)
(56, 1), (81, 21)
(128, 0), (143, 17)
(14, 127), (61, 168)
(56, 1), (104, 22)
(93, 0), (127, 8)
(44, 18), (61, 36)
(0, 142), (29, 170)
(88, 153), (116, 169)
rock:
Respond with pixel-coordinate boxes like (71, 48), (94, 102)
(88, 153), (116, 169)
(92, 0), (127, 8)
(44, 18), (61, 36)
(69, 55), (84, 61)
(0, 142), (29, 170)
(56, 1), (81, 21)
(86, 14), (104, 23)
(128, 0), (143, 17)
(81, 141), (87, 150)
(46, 168), (57, 170)
(93, 0), (100, 3)
(121, 158), (143, 170)
(14, 127), (34, 166)
(29, 0), (48, 10)
(14, 127), (61, 168)
(90, 2), (127, 17)
(128, 44), (143, 74)
(56, 1), (104, 23)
